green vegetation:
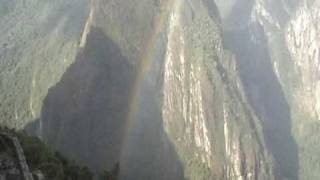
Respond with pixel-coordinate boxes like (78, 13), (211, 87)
(0, 127), (93, 179)
(0, 127), (119, 180)
(99, 163), (119, 180)
(0, 0), (89, 129)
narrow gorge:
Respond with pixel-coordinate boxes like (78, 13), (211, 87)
(0, 0), (319, 179)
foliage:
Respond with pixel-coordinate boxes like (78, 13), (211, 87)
(99, 163), (119, 180)
(0, 127), (94, 180)
(0, 0), (88, 129)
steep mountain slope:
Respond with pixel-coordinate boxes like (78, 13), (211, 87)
(215, 0), (320, 179)
(159, 0), (273, 179)
(0, 0), (275, 179)
(119, 0), (274, 179)
(39, 0), (163, 174)
(0, 0), (90, 128)
(273, 1), (320, 179)
(1, 0), (319, 179)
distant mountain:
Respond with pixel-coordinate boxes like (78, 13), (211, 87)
(0, 0), (319, 180)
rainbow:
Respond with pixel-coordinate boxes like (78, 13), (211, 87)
(120, 0), (175, 157)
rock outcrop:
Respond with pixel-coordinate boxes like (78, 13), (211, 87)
(216, 0), (320, 179)
(0, 0), (319, 179)
(161, 0), (273, 179)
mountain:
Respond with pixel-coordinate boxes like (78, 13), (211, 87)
(0, 0), (90, 128)
(0, 0), (319, 179)
(215, 0), (320, 179)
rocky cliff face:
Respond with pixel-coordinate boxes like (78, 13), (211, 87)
(216, 0), (320, 179)
(161, 0), (273, 179)
(0, 0), (319, 179)
(273, 1), (320, 179)
(285, 0), (320, 119)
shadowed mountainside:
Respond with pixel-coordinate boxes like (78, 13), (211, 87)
(39, 27), (133, 172)
(223, 2), (299, 177)
(226, 26), (298, 180)
(119, 80), (185, 180)
(33, 27), (184, 179)
(2, 0), (315, 179)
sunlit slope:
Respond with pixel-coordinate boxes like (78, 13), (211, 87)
(159, 0), (274, 179)
(0, 0), (89, 128)
(0, 0), (285, 179)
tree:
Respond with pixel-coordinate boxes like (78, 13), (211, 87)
(99, 163), (119, 180)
